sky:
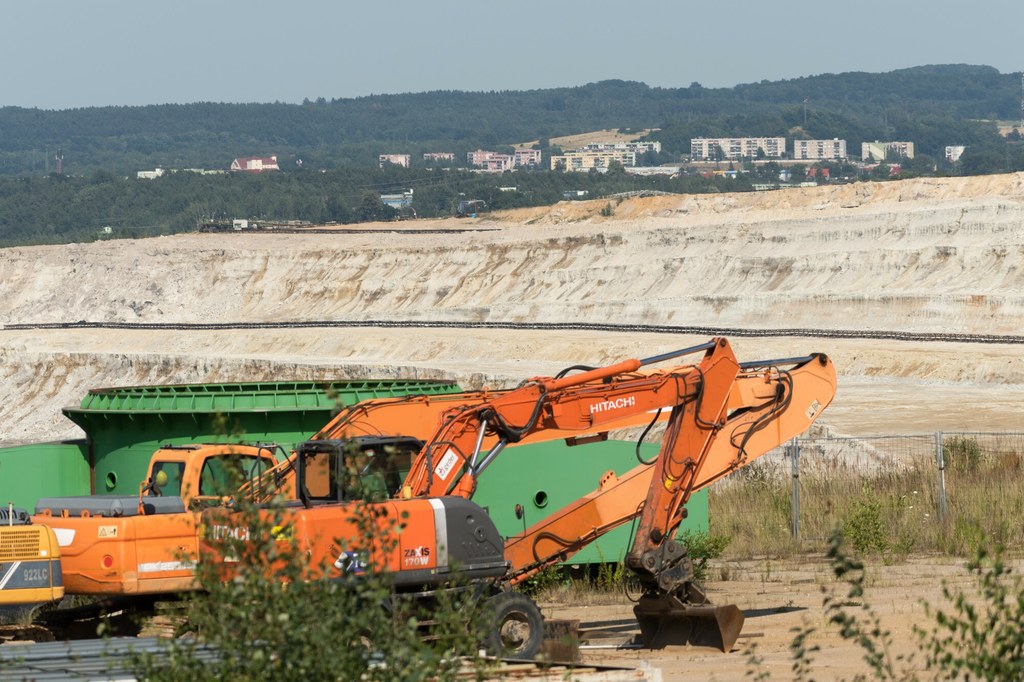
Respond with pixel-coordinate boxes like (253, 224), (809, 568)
(3, 0), (1022, 110)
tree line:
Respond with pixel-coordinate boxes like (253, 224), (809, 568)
(0, 65), (1020, 176)
(0, 166), (741, 247)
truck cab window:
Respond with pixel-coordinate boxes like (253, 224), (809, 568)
(149, 461), (186, 497)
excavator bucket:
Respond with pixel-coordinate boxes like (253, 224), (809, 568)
(634, 598), (745, 653)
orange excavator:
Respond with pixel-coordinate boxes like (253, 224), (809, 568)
(23, 379), (674, 603)
(205, 338), (836, 656)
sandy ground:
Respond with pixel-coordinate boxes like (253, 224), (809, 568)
(545, 554), (986, 680)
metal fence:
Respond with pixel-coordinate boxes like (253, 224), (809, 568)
(739, 432), (1024, 541)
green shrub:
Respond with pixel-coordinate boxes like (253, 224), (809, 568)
(843, 490), (888, 555)
(944, 435), (982, 473)
(679, 529), (731, 581)
(519, 566), (568, 596)
(595, 562), (627, 592)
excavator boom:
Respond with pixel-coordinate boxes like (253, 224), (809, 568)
(402, 340), (736, 499)
(501, 351), (836, 651)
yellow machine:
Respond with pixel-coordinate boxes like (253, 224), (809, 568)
(0, 505), (63, 606)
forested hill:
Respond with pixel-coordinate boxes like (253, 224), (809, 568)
(1, 64), (1020, 175)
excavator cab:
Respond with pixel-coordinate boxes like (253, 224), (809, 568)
(297, 437), (425, 505)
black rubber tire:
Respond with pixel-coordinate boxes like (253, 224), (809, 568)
(483, 591), (544, 660)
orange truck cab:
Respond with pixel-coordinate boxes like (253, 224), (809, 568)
(31, 443), (282, 596)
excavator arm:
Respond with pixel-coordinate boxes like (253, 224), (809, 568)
(246, 382), (675, 504)
(499, 352), (833, 651)
(500, 353), (835, 588)
(402, 339), (741, 499)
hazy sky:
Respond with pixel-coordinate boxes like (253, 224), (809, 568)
(4, 1), (1022, 110)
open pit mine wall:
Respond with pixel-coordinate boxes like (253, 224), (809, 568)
(1, 174), (1024, 445)
(1, 195), (1023, 335)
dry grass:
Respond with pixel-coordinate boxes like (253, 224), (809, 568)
(711, 451), (1024, 562)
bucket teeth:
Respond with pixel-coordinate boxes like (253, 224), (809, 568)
(634, 597), (744, 653)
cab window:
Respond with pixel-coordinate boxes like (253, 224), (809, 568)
(198, 456), (272, 496)
(303, 450), (334, 500)
(149, 461), (186, 497)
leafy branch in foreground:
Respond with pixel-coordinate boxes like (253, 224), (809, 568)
(129, 455), (490, 682)
(915, 547), (1024, 680)
(761, 530), (915, 681)
(753, 530), (1024, 682)
(820, 531), (909, 680)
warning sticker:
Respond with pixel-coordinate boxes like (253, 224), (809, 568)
(98, 526), (118, 538)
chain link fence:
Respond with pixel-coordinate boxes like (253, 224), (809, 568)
(725, 432), (1024, 543)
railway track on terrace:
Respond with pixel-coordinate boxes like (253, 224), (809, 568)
(3, 320), (1022, 345)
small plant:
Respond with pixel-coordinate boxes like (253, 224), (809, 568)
(944, 435), (982, 473)
(519, 566), (567, 597)
(595, 561), (626, 592)
(750, 533), (1024, 681)
(599, 202), (614, 217)
(843, 489), (888, 555)
(679, 529), (731, 582)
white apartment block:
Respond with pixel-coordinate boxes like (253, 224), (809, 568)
(861, 141), (915, 161)
(690, 137), (785, 160)
(792, 139), (848, 161)
(550, 150), (637, 172)
(945, 145), (966, 163)
(423, 152), (455, 163)
(579, 141), (662, 154)
(379, 154), (411, 168)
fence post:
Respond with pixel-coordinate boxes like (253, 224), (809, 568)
(935, 432), (948, 522)
(789, 439), (801, 540)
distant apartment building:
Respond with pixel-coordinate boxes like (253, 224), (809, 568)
(379, 154), (411, 168)
(549, 150), (637, 172)
(626, 165), (681, 177)
(467, 150), (515, 171)
(792, 138), (848, 161)
(862, 141), (915, 161)
(423, 152), (455, 163)
(945, 145), (966, 163)
(380, 189), (414, 209)
(231, 156), (280, 173)
(513, 148), (542, 167)
(579, 140), (662, 155)
(690, 137), (785, 160)
(138, 167), (223, 179)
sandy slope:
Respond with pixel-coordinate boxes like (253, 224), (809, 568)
(1, 173), (1023, 444)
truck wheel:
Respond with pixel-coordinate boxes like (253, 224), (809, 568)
(483, 591), (543, 660)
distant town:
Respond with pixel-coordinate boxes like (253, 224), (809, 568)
(133, 133), (968, 216)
